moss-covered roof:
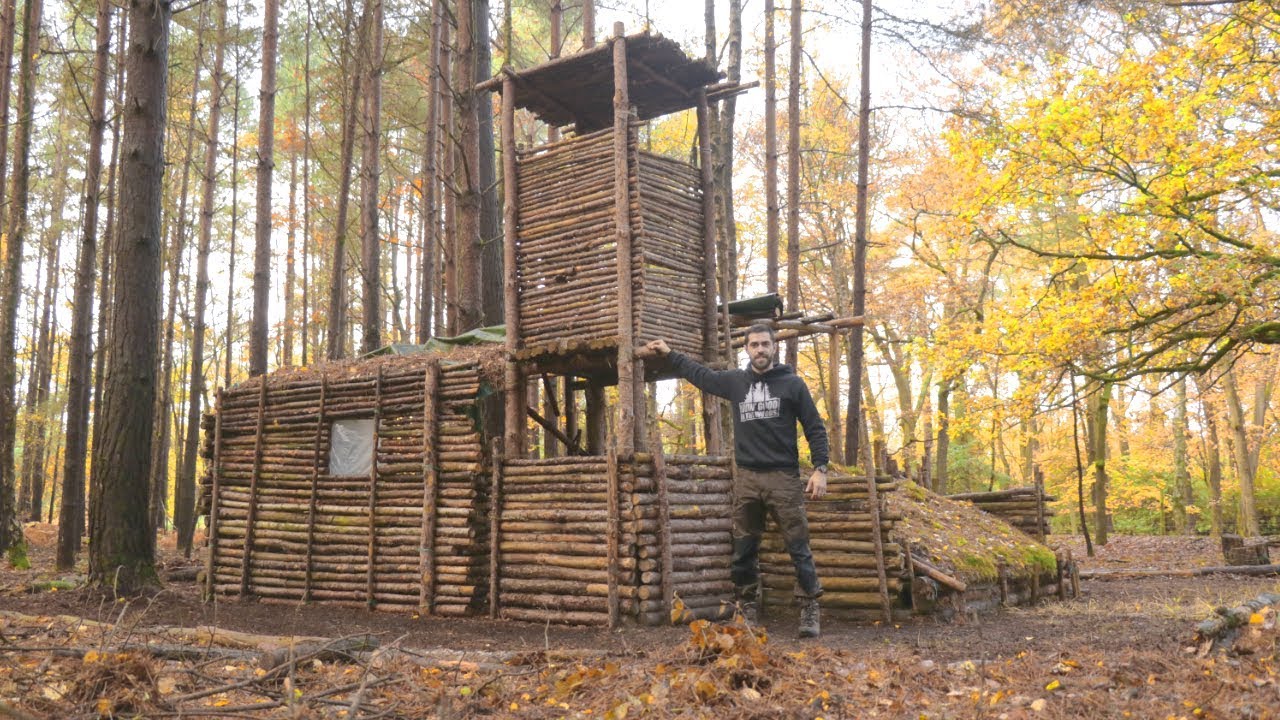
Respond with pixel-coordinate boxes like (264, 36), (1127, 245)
(889, 481), (1058, 584)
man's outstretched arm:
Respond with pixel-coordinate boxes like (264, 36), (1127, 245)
(645, 339), (738, 400)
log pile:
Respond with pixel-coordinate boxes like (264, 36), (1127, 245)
(762, 474), (904, 617)
(494, 453), (733, 626)
(946, 487), (1055, 539)
(201, 356), (491, 615)
(513, 126), (706, 362)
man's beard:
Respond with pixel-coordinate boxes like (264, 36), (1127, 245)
(751, 353), (773, 371)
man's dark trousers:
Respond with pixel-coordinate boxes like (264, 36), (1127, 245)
(730, 467), (822, 599)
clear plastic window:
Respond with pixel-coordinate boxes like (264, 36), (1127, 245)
(329, 418), (375, 476)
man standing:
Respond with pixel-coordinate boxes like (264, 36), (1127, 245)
(646, 324), (829, 638)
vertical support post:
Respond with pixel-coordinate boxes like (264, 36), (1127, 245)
(902, 539), (916, 610)
(633, 360), (647, 452)
(612, 23), (636, 458)
(585, 381), (606, 455)
(606, 445), (621, 628)
(490, 438), (503, 618)
(240, 379), (269, 597)
(205, 391), (224, 600)
(652, 431), (673, 621)
(1056, 552), (1066, 601)
(420, 361), (440, 613)
(564, 376), (578, 453)
(304, 374), (328, 602)
(367, 365), (384, 609)
(695, 89), (723, 455)
(862, 413), (892, 623)
(501, 73), (526, 459)
(1034, 464), (1047, 543)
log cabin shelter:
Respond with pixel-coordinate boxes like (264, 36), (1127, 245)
(199, 24), (1071, 628)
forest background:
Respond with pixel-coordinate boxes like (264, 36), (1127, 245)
(0, 0), (1275, 584)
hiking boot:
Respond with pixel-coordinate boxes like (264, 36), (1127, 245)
(798, 598), (820, 639)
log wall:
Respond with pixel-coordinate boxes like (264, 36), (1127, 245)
(513, 127), (706, 360)
(202, 359), (490, 615)
(762, 474), (905, 615)
(947, 487), (1056, 539)
(493, 453), (733, 626)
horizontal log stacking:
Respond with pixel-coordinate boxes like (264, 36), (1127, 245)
(203, 355), (491, 618)
(633, 151), (706, 359)
(514, 127), (706, 362)
(763, 473), (905, 614)
(947, 487), (1056, 538)
(496, 454), (734, 626)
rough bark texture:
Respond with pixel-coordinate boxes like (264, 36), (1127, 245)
(89, 0), (170, 593)
(415, 0), (442, 343)
(784, 0), (802, 368)
(151, 7), (207, 533)
(284, 153), (297, 366)
(250, 0), (279, 376)
(476, 0), (502, 327)
(0, 0), (43, 555)
(326, 0), (365, 359)
(59, 0), (113, 570)
(847, 0), (871, 469)
(454, 0), (482, 332)
(360, 0), (384, 354)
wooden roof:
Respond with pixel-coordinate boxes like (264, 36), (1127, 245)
(482, 31), (723, 132)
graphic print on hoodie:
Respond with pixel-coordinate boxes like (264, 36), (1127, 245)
(741, 381), (781, 422)
(666, 351), (829, 472)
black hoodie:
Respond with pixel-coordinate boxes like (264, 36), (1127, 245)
(667, 351), (829, 472)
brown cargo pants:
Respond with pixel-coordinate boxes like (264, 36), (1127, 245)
(730, 467), (822, 600)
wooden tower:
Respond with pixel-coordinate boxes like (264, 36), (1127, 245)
(483, 24), (740, 460)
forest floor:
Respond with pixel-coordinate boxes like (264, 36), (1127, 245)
(0, 525), (1277, 719)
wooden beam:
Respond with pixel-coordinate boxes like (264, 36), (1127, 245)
(613, 23), (636, 457)
(501, 73), (526, 459)
(696, 89), (723, 455)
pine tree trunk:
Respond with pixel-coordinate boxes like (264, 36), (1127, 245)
(224, 73), (241, 388)
(250, 0), (280, 376)
(177, 0), (227, 555)
(476, 0), (501, 327)
(89, 12), (127, 547)
(784, 0), (802, 368)
(325, 0), (364, 359)
(23, 155), (66, 522)
(454, 0), (482, 332)
(284, 152), (297, 366)
(89, 0), (170, 593)
(438, 19), (453, 335)
(581, 0), (594, 48)
(359, 0), (383, 354)
(301, 9), (312, 365)
(845, 0), (871, 470)
(415, 0), (442, 343)
(718, 0), (741, 302)
(151, 9), (208, 533)
(0, 0), (17, 234)
(0, 0), (44, 555)
(59, 0), (112, 570)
